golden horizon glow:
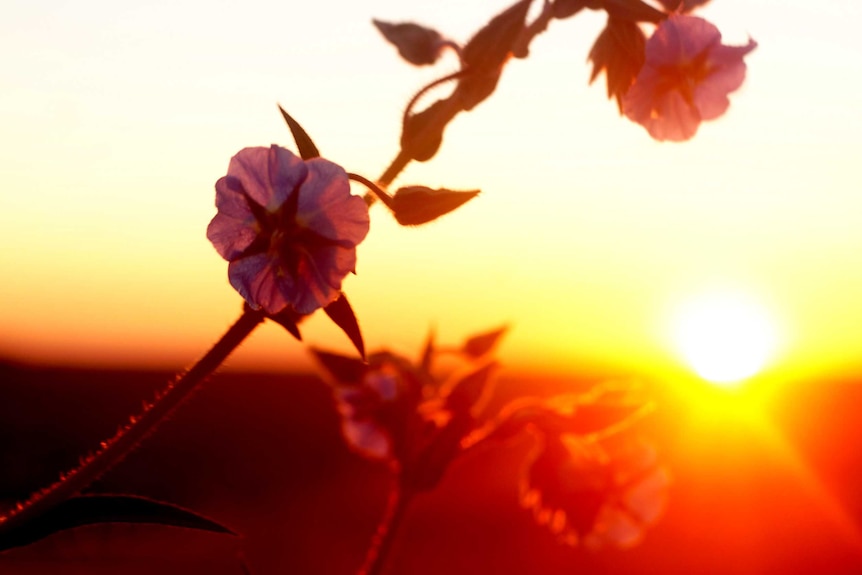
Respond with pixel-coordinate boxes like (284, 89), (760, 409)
(1, 1), (862, 384)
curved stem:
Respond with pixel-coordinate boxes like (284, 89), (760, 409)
(0, 307), (265, 539)
(401, 69), (468, 131)
(357, 484), (414, 575)
(349, 172), (394, 209)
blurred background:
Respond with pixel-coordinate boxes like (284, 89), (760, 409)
(2, 0), (861, 572)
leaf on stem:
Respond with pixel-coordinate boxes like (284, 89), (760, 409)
(456, 0), (532, 110)
(461, 325), (509, 358)
(444, 362), (499, 417)
(277, 104), (321, 160)
(602, 0), (666, 23)
(552, 0), (603, 20)
(0, 494), (234, 552)
(401, 98), (455, 162)
(373, 19), (446, 66)
(588, 17), (647, 110)
(324, 293), (365, 359)
(390, 186), (480, 226)
(419, 327), (435, 374)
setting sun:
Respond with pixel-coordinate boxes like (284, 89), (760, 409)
(671, 290), (780, 386)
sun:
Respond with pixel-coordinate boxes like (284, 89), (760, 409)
(670, 290), (779, 387)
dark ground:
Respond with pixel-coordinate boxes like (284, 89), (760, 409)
(1, 361), (861, 574)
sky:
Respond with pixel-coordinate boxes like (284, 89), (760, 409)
(1, 0), (861, 387)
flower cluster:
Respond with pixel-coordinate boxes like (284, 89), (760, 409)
(314, 329), (668, 547)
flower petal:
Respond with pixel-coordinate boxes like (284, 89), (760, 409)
(266, 145), (308, 210)
(207, 175), (259, 260)
(695, 39), (757, 120)
(298, 158), (370, 245)
(645, 15), (720, 67)
(291, 244), (358, 314)
(624, 78), (702, 142)
(229, 146), (307, 212)
(227, 253), (290, 314)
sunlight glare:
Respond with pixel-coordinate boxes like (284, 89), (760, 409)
(671, 290), (779, 386)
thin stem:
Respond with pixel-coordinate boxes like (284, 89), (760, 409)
(401, 69), (468, 132)
(0, 307), (265, 539)
(357, 484), (413, 575)
(349, 172), (394, 209)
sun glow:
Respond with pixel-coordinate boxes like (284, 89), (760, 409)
(671, 290), (780, 387)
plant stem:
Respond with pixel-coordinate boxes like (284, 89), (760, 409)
(0, 307), (265, 540)
(357, 484), (413, 575)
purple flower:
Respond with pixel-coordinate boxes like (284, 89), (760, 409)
(207, 145), (369, 315)
(521, 435), (669, 548)
(623, 15), (756, 141)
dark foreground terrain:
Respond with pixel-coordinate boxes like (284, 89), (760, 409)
(1, 362), (861, 574)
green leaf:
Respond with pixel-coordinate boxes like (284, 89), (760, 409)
(323, 293), (365, 359)
(0, 494), (234, 552)
(373, 19), (445, 66)
(277, 104), (321, 160)
(461, 325), (509, 358)
(391, 186), (480, 226)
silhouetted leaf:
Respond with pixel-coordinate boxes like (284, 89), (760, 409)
(391, 186), (480, 226)
(603, 0), (665, 23)
(462, 0), (531, 72)
(323, 293), (365, 359)
(277, 104), (321, 160)
(461, 325), (508, 358)
(373, 19), (445, 66)
(0, 495), (234, 552)
(311, 348), (368, 385)
(588, 17), (646, 110)
(420, 327), (435, 373)
(656, 0), (711, 13)
(444, 362), (498, 417)
(401, 98), (457, 162)
(456, 0), (531, 110)
(552, 0), (602, 19)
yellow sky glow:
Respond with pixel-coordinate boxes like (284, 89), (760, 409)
(1, 0), (861, 388)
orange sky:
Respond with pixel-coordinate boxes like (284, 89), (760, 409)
(2, 0), (861, 386)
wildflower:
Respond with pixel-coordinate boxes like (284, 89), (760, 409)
(333, 353), (424, 461)
(207, 145), (369, 315)
(521, 434), (669, 548)
(623, 15), (756, 141)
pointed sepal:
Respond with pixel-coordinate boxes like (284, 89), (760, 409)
(277, 104), (321, 160)
(324, 293), (365, 359)
(267, 306), (303, 341)
(461, 325), (508, 358)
